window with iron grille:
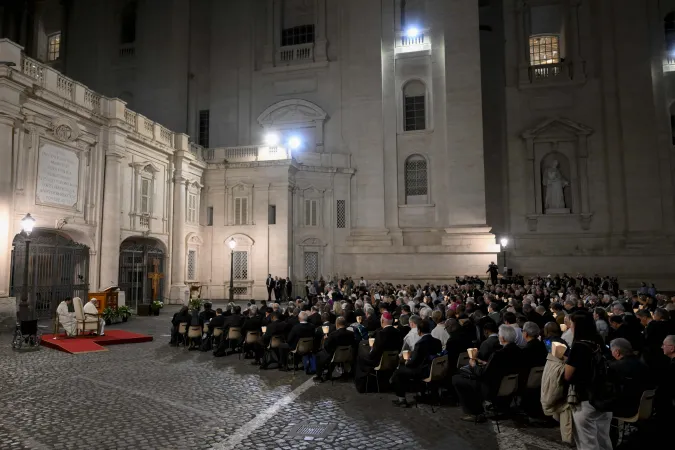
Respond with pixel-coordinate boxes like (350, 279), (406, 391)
(304, 252), (318, 280)
(198, 110), (210, 147)
(304, 199), (318, 227)
(336, 200), (346, 229)
(281, 24), (315, 46)
(47, 32), (61, 61)
(206, 206), (213, 226)
(234, 197), (248, 225)
(233, 251), (248, 280)
(529, 35), (560, 66)
(403, 80), (426, 131)
(187, 193), (198, 224)
(140, 178), (152, 214)
(405, 155), (428, 198)
(187, 250), (197, 281)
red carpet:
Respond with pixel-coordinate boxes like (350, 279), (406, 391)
(40, 330), (154, 354)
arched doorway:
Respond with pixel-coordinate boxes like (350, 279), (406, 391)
(118, 238), (166, 311)
(10, 230), (90, 318)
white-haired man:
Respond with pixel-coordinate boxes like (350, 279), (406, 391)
(451, 324), (523, 422)
(83, 298), (105, 336)
(279, 310), (315, 371)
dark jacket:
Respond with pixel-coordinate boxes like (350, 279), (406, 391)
(208, 314), (226, 332)
(287, 322), (316, 349)
(522, 338), (548, 369)
(307, 312), (322, 329)
(241, 315), (263, 337)
(477, 334), (502, 362)
(263, 320), (288, 346)
(199, 309), (217, 323)
(324, 328), (355, 355)
(285, 315), (299, 335)
(367, 325), (403, 364)
(397, 325), (411, 341)
(172, 311), (191, 327)
(445, 332), (474, 369)
(474, 343), (523, 392)
(365, 314), (380, 332)
(223, 313), (244, 331)
(406, 334), (443, 378)
(608, 355), (655, 417)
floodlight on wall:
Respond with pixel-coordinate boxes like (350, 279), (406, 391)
(264, 132), (280, 147)
(287, 136), (302, 150)
(405, 27), (420, 38)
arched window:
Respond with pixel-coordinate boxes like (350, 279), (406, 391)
(665, 13), (675, 55)
(403, 80), (426, 131)
(120, 1), (138, 44)
(404, 155), (428, 204)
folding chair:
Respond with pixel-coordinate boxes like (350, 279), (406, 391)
(177, 322), (188, 346)
(365, 350), (399, 393)
(329, 346), (353, 384)
(456, 352), (470, 369)
(226, 327), (242, 354)
(186, 326), (201, 348)
(422, 355), (449, 412)
(287, 337), (314, 372)
(613, 390), (656, 444)
(482, 373), (519, 432)
(526, 366), (544, 390)
(240, 331), (260, 360)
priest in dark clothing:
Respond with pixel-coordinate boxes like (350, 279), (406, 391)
(608, 338), (654, 418)
(477, 321), (502, 362)
(170, 306), (191, 346)
(445, 318), (474, 369)
(314, 317), (355, 382)
(279, 311), (315, 370)
(391, 319), (442, 407)
(252, 313), (287, 365)
(520, 321), (548, 416)
(213, 306), (245, 356)
(354, 312), (403, 393)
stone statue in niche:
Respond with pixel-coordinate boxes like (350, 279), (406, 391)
(542, 160), (570, 213)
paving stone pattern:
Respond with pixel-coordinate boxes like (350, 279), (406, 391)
(0, 306), (561, 450)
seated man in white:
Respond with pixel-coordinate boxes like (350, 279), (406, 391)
(83, 298), (105, 336)
(56, 297), (77, 337)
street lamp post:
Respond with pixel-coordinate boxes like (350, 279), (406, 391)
(500, 237), (509, 275)
(228, 238), (236, 302)
(20, 213), (36, 309)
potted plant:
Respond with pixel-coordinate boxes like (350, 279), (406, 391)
(118, 305), (132, 323)
(150, 300), (163, 316)
(102, 307), (116, 325)
(188, 298), (202, 312)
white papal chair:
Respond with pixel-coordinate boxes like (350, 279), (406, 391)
(73, 297), (99, 336)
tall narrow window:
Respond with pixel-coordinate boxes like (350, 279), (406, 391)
(268, 205), (277, 225)
(304, 252), (319, 280)
(234, 197), (248, 225)
(403, 80), (426, 131)
(233, 251), (248, 280)
(187, 250), (197, 280)
(198, 110), (210, 147)
(405, 155), (428, 204)
(529, 35), (560, 66)
(120, 1), (138, 44)
(336, 200), (346, 229)
(187, 193), (197, 224)
(206, 206), (213, 226)
(140, 178), (152, 214)
(304, 199), (318, 227)
(47, 32), (61, 61)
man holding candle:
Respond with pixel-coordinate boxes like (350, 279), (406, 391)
(314, 317), (355, 382)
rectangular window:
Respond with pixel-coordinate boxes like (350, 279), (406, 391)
(186, 193), (197, 224)
(206, 206), (213, 226)
(268, 205), (276, 225)
(233, 251), (248, 280)
(529, 35), (560, 66)
(336, 200), (346, 229)
(140, 178), (152, 214)
(48, 32), (61, 61)
(304, 199), (318, 227)
(281, 24), (315, 47)
(304, 252), (319, 280)
(198, 110), (210, 147)
(234, 197), (248, 225)
(404, 95), (426, 131)
(187, 250), (197, 280)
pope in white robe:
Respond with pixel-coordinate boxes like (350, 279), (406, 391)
(83, 298), (105, 336)
(56, 298), (76, 336)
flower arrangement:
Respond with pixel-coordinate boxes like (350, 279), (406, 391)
(151, 300), (164, 311)
(117, 305), (132, 322)
(188, 298), (203, 311)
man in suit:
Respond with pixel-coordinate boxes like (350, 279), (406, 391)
(314, 317), (355, 382)
(279, 311), (315, 370)
(391, 319), (443, 407)
(253, 312), (287, 365)
(520, 321), (548, 416)
(285, 277), (293, 300)
(608, 338), (654, 418)
(365, 307), (380, 333)
(240, 306), (263, 354)
(213, 306), (245, 357)
(307, 306), (322, 328)
(266, 274), (275, 301)
(451, 324), (523, 422)
(477, 321), (502, 362)
(397, 314), (411, 340)
(354, 312), (403, 393)
(201, 308), (226, 351)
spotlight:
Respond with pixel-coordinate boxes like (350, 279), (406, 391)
(288, 136), (302, 150)
(405, 27), (420, 38)
(264, 132), (280, 147)
(500, 237), (508, 248)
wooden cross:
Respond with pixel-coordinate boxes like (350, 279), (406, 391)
(148, 259), (164, 301)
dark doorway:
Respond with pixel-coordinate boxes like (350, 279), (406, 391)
(118, 238), (165, 311)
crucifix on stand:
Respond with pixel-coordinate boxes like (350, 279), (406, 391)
(148, 259), (164, 301)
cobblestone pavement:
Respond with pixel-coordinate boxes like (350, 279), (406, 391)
(0, 307), (564, 450)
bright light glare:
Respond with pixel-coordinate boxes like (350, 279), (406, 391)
(406, 27), (420, 38)
(21, 213), (35, 235)
(500, 237), (508, 248)
(264, 132), (280, 147)
(288, 136), (302, 150)
(228, 238), (236, 250)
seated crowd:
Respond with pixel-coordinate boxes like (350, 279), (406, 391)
(168, 273), (675, 450)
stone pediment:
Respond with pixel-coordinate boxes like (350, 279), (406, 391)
(522, 117), (593, 140)
(257, 99), (327, 127)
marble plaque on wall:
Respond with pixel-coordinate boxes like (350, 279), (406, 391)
(36, 143), (79, 208)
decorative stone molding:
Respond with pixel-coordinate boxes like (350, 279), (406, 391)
(257, 99), (328, 152)
(50, 116), (80, 142)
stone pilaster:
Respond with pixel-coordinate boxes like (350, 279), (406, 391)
(169, 156), (187, 303)
(98, 150), (124, 289)
(0, 115), (17, 298)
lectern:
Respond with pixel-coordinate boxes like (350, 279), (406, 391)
(88, 286), (119, 313)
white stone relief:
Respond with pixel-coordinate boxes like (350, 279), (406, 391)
(542, 160), (569, 213)
(36, 143), (79, 208)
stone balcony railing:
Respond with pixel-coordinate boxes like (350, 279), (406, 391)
(277, 43), (314, 65)
(0, 38), (202, 160)
(664, 54), (675, 73)
(527, 61), (572, 83)
(203, 145), (291, 163)
(394, 31), (431, 56)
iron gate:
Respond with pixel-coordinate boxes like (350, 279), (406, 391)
(118, 241), (165, 311)
(10, 231), (90, 319)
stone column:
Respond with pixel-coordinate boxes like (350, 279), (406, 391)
(169, 159), (187, 302)
(0, 115), (16, 299)
(98, 150), (124, 289)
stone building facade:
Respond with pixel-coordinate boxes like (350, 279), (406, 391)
(2, 0), (675, 314)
